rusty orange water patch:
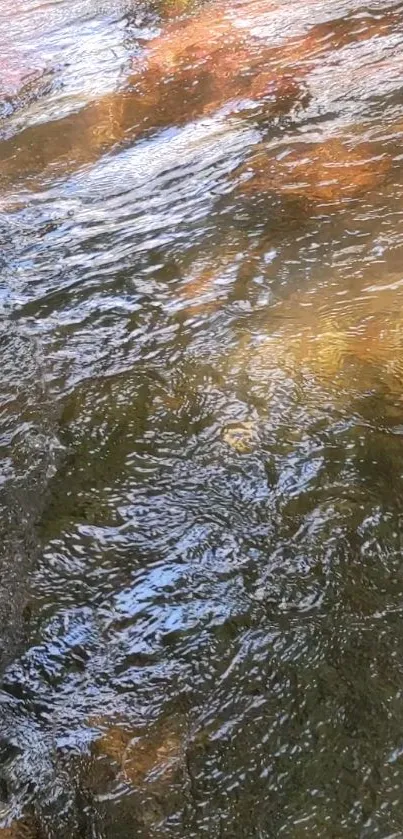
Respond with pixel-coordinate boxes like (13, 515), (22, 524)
(128, 0), (403, 130)
(141, 0), (403, 85)
(122, 1), (403, 148)
(0, 0), (402, 192)
(132, 18), (307, 126)
(143, 0), (403, 73)
(177, 254), (237, 314)
(240, 139), (389, 204)
(142, 0), (280, 74)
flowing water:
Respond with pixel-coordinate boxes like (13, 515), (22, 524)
(2, 0), (403, 836)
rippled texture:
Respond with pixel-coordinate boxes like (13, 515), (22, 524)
(2, 0), (403, 836)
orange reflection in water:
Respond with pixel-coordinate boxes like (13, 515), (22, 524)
(0, 1), (401, 191)
(239, 138), (389, 204)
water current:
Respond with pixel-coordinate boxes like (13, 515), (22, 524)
(1, 0), (403, 835)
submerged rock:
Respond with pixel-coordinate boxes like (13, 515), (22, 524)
(91, 715), (184, 788)
(222, 421), (260, 453)
(89, 714), (187, 833)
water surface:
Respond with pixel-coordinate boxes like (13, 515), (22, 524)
(1, 0), (403, 836)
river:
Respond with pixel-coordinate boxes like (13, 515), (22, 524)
(1, 0), (403, 836)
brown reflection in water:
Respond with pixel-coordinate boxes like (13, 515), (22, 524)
(0, 821), (39, 839)
(143, 0), (402, 78)
(91, 714), (184, 787)
(239, 138), (389, 203)
(176, 129), (391, 312)
(0, 2), (401, 190)
(177, 251), (238, 313)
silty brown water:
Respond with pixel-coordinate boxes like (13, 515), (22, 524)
(1, 0), (403, 836)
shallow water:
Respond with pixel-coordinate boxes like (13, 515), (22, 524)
(2, 0), (403, 836)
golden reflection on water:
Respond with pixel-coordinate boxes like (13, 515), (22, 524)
(231, 278), (403, 396)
